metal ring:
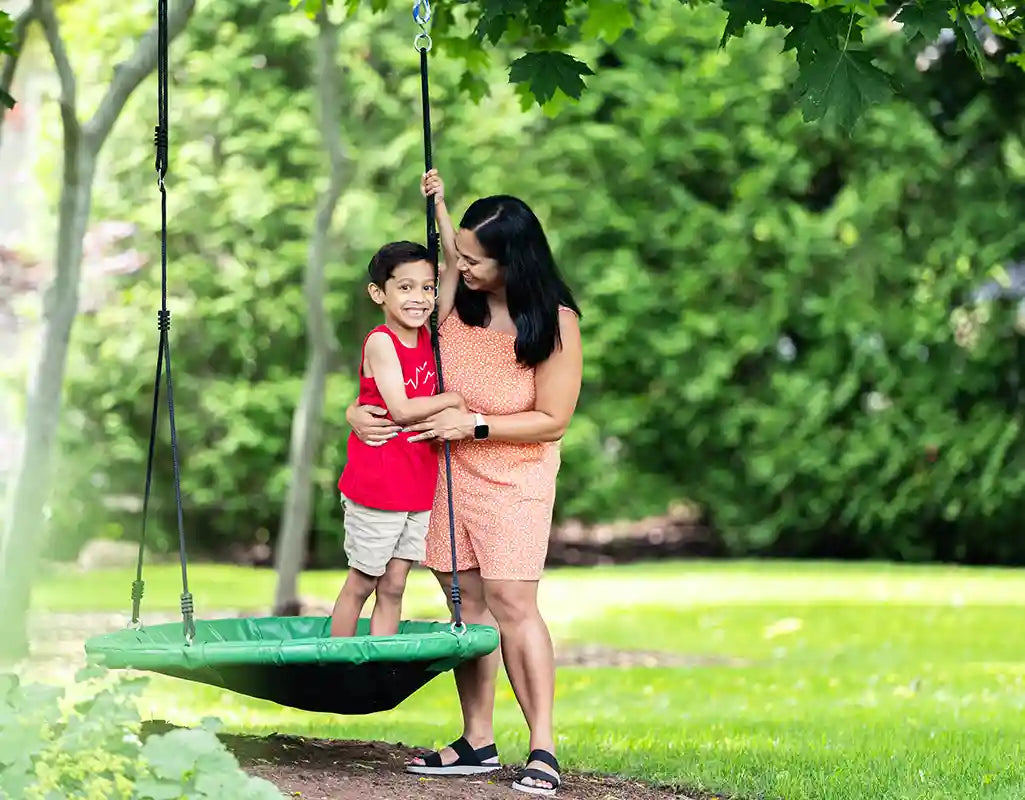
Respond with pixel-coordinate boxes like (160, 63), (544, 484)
(450, 620), (467, 636)
(414, 31), (432, 52)
(413, 0), (432, 26)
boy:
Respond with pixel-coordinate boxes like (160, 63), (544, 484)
(330, 240), (465, 638)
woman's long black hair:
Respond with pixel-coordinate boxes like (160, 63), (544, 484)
(454, 195), (581, 368)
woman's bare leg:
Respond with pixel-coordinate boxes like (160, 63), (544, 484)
(485, 579), (558, 791)
(407, 568), (501, 764)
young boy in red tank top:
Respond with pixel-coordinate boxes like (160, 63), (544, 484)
(331, 241), (466, 637)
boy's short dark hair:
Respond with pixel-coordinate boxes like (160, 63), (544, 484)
(368, 241), (431, 286)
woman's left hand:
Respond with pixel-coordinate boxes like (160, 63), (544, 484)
(404, 407), (476, 442)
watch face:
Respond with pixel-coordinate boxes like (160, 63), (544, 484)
(474, 424), (488, 440)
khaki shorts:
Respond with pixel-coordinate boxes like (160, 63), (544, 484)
(341, 494), (429, 577)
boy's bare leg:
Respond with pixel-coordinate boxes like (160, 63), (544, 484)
(370, 558), (413, 636)
(331, 569), (377, 637)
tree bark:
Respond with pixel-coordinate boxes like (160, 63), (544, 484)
(272, 5), (346, 615)
(0, 8), (35, 149)
(0, 0), (197, 662)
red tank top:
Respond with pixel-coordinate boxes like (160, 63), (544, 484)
(337, 324), (440, 511)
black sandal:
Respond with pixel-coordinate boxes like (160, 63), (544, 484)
(512, 748), (562, 796)
(405, 736), (501, 776)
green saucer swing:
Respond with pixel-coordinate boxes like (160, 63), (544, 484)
(83, 0), (498, 716)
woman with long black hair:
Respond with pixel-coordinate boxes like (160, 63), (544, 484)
(346, 170), (582, 796)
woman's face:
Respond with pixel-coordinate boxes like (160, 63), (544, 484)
(455, 228), (502, 292)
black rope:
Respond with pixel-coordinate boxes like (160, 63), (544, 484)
(132, 0), (195, 642)
(416, 3), (463, 630)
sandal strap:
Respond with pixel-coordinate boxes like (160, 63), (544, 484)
(526, 749), (560, 773)
(416, 737), (499, 769)
(517, 767), (562, 788)
(449, 737), (477, 764)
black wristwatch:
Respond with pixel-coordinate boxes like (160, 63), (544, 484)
(473, 413), (489, 440)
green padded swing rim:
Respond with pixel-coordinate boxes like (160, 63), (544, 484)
(84, 617), (499, 671)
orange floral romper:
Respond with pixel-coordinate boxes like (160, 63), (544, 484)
(423, 310), (568, 581)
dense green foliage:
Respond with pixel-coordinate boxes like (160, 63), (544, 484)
(4, 2), (1025, 121)
(0, 667), (282, 798)
(309, 0), (1025, 128)
(45, 0), (1025, 563)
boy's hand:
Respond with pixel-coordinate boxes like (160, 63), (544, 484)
(421, 168), (445, 205)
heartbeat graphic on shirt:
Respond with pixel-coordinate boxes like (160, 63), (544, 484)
(405, 361), (436, 391)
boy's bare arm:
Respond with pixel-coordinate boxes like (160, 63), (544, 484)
(364, 332), (465, 425)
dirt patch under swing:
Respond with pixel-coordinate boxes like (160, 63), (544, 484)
(142, 721), (704, 800)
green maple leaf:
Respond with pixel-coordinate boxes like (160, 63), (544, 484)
(459, 70), (491, 102)
(795, 46), (893, 129)
(581, 0), (634, 44)
(954, 9), (988, 74)
(474, 0), (516, 44)
(527, 0), (569, 37)
(896, 2), (952, 44)
(508, 51), (594, 105)
(783, 6), (858, 63)
(719, 0), (769, 46)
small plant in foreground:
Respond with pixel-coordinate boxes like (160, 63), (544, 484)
(0, 664), (283, 799)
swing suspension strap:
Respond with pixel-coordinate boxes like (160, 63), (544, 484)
(131, 0), (195, 644)
(415, 0), (464, 633)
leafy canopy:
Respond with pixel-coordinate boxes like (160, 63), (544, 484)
(295, 0), (1023, 129)
(3, 2), (1023, 121)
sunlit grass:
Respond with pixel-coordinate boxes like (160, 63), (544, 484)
(28, 559), (1025, 799)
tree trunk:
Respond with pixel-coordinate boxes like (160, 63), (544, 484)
(0, 151), (94, 660)
(0, 0), (196, 662)
(272, 5), (346, 615)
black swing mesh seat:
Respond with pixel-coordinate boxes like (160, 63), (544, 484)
(87, 0), (498, 717)
(85, 617), (499, 714)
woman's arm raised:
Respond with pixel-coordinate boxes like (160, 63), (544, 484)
(422, 169), (460, 325)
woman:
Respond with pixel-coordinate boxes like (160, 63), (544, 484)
(345, 170), (582, 796)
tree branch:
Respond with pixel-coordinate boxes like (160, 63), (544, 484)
(0, 8), (36, 147)
(83, 0), (197, 152)
(32, 0), (80, 154)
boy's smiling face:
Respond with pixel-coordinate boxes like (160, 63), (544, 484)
(368, 259), (436, 330)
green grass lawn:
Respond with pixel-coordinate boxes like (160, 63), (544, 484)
(30, 559), (1025, 799)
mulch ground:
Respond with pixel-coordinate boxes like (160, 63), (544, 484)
(141, 722), (700, 800)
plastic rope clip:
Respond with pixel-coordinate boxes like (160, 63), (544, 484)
(413, 0), (431, 26)
(413, 0), (432, 50)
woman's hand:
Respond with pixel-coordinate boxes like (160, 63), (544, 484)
(421, 168), (445, 206)
(347, 403), (400, 446)
(404, 407), (475, 443)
